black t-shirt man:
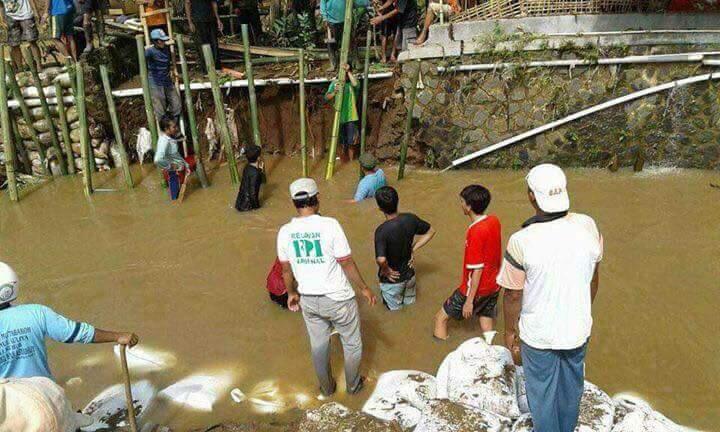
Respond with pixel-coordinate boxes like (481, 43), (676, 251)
(396, 0), (418, 29)
(374, 213), (431, 283)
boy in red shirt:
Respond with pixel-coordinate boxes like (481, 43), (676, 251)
(433, 185), (501, 342)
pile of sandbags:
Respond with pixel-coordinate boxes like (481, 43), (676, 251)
(296, 402), (400, 432)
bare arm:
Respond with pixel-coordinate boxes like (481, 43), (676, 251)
(370, 8), (399, 25)
(92, 329), (139, 347)
(412, 226), (436, 253)
(461, 268), (483, 318)
(590, 264), (600, 303)
(376, 256), (400, 282)
(347, 70), (359, 87)
(339, 258), (377, 306)
(503, 288), (523, 364)
(377, 0), (394, 12)
(184, 0), (194, 31)
(211, 0), (223, 32)
(280, 261), (301, 311)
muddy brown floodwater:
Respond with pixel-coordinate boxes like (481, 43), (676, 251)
(0, 158), (718, 431)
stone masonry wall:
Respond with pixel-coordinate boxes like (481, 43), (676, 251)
(395, 45), (720, 170)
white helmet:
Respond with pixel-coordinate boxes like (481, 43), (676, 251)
(0, 262), (18, 305)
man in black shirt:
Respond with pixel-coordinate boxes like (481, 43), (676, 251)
(370, 0), (418, 51)
(374, 186), (435, 310)
(185, 0), (223, 71)
(235, 144), (265, 211)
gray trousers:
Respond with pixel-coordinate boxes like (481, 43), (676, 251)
(150, 85), (182, 122)
(300, 295), (363, 395)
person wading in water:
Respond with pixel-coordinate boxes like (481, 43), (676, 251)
(276, 178), (377, 397)
(498, 163), (603, 432)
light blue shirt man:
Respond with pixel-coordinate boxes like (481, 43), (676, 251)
(320, 0), (369, 24)
(0, 304), (95, 379)
(154, 133), (188, 171)
(354, 168), (386, 201)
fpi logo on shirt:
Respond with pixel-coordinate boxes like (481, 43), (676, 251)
(291, 232), (326, 264)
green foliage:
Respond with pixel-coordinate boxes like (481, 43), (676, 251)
(270, 12), (319, 49)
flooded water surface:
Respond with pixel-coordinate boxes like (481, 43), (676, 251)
(1, 159), (718, 430)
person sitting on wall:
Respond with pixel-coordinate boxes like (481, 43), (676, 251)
(348, 153), (386, 202)
(414, 0), (461, 45)
(146, 28), (182, 125)
(234, 144), (265, 212)
(325, 63), (360, 163)
(154, 116), (194, 200)
(0, 261), (139, 380)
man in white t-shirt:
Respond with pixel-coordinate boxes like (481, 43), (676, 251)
(277, 178), (377, 397)
(0, 0), (42, 71)
(497, 164), (602, 432)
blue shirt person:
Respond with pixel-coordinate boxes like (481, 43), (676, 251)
(145, 29), (182, 122)
(0, 262), (139, 380)
(351, 153), (386, 202)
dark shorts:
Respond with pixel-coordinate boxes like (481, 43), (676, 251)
(443, 289), (499, 320)
(381, 17), (399, 38)
(270, 292), (288, 308)
(341, 121), (358, 149)
(78, 0), (108, 14)
(52, 12), (75, 38)
(7, 17), (39, 46)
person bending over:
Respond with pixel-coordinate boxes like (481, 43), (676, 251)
(155, 116), (194, 200)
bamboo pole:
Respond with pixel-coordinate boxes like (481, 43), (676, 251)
(136, 34), (158, 149)
(176, 34), (209, 188)
(398, 60), (421, 181)
(202, 43), (240, 184)
(5, 60), (51, 177)
(119, 345), (139, 432)
(11, 112), (32, 174)
(68, 62), (97, 174)
(359, 26), (371, 178)
(0, 54), (19, 201)
(298, 48), (307, 176)
(241, 24), (262, 149)
(99, 65), (134, 189)
(75, 62), (93, 196)
(21, 45), (67, 175)
(54, 82), (75, 174)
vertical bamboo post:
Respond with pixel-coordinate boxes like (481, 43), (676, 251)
(176, 34), (209, 188)
(202, 43), (240, 184)
(76, 62), (93, 195)
(5, 60), (51, 177)
(241, 24), (262, 149)
(298, 48), (308, 176)
(324, 0), (354, 179)
(359, 26), (371, 177)
(99, 65), (134, 189)
(11, 112), (32, 174)
(0, 55), (19, 201)
(398, 60), (421, 181)
(136, 34), (158, 149)
(54, 82), (75, 174)
(21, 45), (67, 175)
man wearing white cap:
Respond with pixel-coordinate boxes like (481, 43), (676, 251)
(277, 178), (377, 397)
(497, 164), (603, 432)
(146, 28), (181, 123)
(0, 262), (139, 380)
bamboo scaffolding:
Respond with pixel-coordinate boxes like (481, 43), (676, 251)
(54, 82), (75, 174)
(202, 43), (240, 184)
(325, 0), (354, 179)
(241, 24), (262, 149)
(21, 46), (67, 175)
(136, 34), (159, 148)
(299, 48), (308, 176)
(75, 62), (94, 196)
(0, 54), (19, 201)
(177, 34), (209, 188)
(100, 65), (134, 189)
(398, 60), (421, 180)
(359, 27), (371, 178)
(5, 60), (51, 177)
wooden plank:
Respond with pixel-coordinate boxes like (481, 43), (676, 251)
(218, 42), (298, 58)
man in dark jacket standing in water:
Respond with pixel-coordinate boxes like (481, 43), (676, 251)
(498, 164), (602, 432)
(235, 145), (265, 211)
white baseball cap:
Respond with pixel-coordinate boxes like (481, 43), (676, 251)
(289, 178), (318, 200)
(526, 163), (570, 213)
(0, 377), (95, 432)
(0, 262), (18, 305)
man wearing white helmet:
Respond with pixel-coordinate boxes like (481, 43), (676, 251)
(0, 262), (139, 379)
(497, 164), (603, 432)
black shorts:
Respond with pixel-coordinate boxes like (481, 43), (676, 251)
(381, 17), (398, 38)
(7, 17), (39, 46)
(443, 289), (498, 320)
(78, 0), (108, 14)
(270, 292), (288, 309)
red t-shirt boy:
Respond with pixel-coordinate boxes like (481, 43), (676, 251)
(434, 185), (501, 342)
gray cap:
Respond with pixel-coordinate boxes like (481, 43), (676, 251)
(359, 153), (377, 170)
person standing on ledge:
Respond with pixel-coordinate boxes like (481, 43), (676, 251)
(0, 262), (139, 380)
(325, 63), (360, 163)
(277, 178), (377, 397)
(498, 163), (603, 432)
(0, 0), (43, 71)
(185, 0), (223, 72)
(146, 28), (182, 125)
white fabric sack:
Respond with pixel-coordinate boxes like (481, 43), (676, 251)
(611, 395), (683, 432)
(204, 118), (218, 158)
(136, 128), (152, 164)
(436, 337), (520, 419)
(515, 365), (529, 414)
(362, 370), (437, 429)
(414, 399), (513, 432)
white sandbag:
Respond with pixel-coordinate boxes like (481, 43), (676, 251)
(53, 72), (73, 89)
(30, 105), (58, 120)
(70, 128), (81, 143)
(611, 395), (682, 432)
(298, 402), (399, 432)
(515, 366), (529, 414)
(69, 120), (80, 130)
(436, 338), (520, 419)
(362, 370), (437, 429)
(511, 381), (614, 432)
(204, 117), (219, 158)
(415, 399), (513, 432)
(66, 106), (79, 123)
(82, 380), (156, 431)
(21, 84), (56, 99)
(136, 128), (152, 164)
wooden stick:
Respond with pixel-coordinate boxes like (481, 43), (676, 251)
(4, 60), (51, 177)
(75, 62), (94, 195)
(202, 43), (240, 184)
(54, 82), (76, 174)
(21, 45), (67, 175)
(324, 0), (354, 180)
(100, 65), (134, 189)
(136, 35), (159, 149)
(119, 345), (139, 432)
(176, 34), (209, 188)
(298, 48), (308, 177)
(359, 26), (372, 178)
(0, 53), (19, 201)
(177, 171), (191, 203)
(241, 24), (262, 150)
(398, 60), (420, 180)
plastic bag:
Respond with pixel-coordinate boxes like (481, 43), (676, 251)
(611, 395), (682, 432)
(362, 370), (437, 429)
(136, 127), (152, 164)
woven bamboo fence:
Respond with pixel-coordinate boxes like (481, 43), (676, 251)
(451, 0), (658, 23)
